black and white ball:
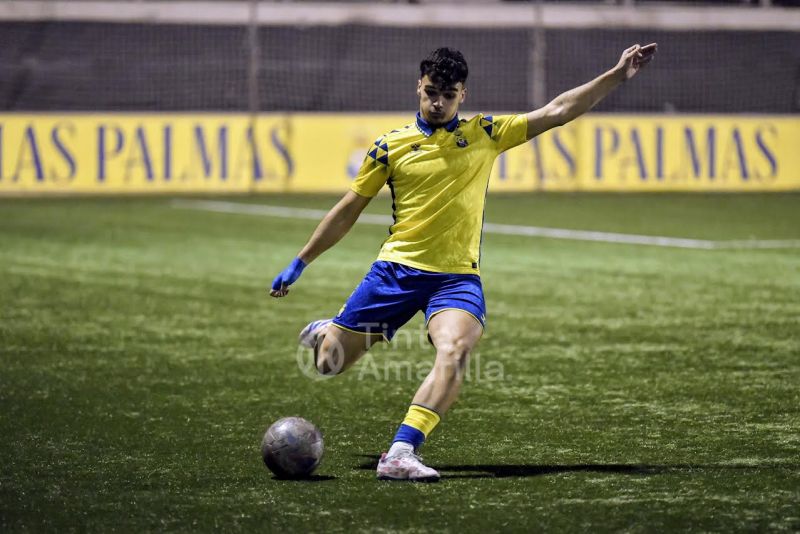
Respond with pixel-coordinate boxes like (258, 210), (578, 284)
(261, 417), (324, 478)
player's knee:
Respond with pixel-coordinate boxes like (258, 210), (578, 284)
(315, 336), (349, 376)
(435, 338), (471, 370)
(315, 346), (341, 376)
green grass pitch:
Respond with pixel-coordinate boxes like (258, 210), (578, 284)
(1, 193), (799, 531)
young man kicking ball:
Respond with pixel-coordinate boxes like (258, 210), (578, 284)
(270, 43), (657, 481)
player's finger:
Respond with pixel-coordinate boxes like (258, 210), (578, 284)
(638, 56), (655, 67)
(270, 284), (290, 297)
(271, 276), (284, 291)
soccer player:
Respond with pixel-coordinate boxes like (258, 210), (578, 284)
(270, 43), (657, 481)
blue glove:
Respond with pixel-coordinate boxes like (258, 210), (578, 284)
(271, 257), (307, 295)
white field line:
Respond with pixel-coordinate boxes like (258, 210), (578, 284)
(170, 199), (800, 251)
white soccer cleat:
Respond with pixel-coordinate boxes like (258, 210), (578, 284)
(376, 451), (440, 482)
(298, 319), (332, 349)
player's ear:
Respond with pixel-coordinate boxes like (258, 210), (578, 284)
(416, 79), (422, 97)
(460, 86), (467, 104)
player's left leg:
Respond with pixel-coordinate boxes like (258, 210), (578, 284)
(378, 296), (485, 481)
(378, 271), (485, 481)
(377, 309), (483, 482)
(412, 309), (483, 414)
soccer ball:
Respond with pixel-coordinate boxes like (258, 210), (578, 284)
(261, 417), (324, 478)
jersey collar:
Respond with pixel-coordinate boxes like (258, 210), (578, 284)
(415, 112), (460, 137)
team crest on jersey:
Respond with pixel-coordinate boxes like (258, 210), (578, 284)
(411, 143), (420, 151)
(456, 137), (468, 148)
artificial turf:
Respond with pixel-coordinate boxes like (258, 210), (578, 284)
(1, 193), (798, 531)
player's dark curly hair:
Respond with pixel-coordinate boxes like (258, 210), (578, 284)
(419, 47), (468, 87)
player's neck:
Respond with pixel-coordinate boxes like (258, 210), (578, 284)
(416, 112), (459, 135)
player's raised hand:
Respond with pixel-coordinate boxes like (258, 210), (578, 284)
(615, 43), (657, 81)
(270, 257), (307, 298)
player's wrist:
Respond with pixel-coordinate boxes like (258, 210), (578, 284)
(608, 65), (627, 84)
(291, 257), (307, 272)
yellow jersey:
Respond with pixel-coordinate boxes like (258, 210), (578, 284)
(351, 112), (528, 275)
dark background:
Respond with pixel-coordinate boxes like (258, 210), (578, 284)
(1, 22), (798, 113)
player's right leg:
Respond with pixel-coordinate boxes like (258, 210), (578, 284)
(300, 261), (421, 376)
(315, 325), (383, 375)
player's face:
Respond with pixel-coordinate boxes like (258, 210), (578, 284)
(417, 75), (466, 126)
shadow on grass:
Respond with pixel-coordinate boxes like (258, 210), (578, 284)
(356, 455), (794, 479)
(271, 474), (337, 482)
(435, 464), (658, 479)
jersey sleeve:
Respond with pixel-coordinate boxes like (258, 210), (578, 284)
(350, 136), (391, 197)
(480, 114), (528, 153)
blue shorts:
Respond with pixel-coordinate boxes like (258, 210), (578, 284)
(332, 261), (486, 342)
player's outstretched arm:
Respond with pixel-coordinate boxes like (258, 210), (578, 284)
(525, 43), (657, 140)
(269, 190), (372, 298)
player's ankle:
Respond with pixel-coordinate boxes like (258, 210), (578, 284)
(387, 441), (414, 457)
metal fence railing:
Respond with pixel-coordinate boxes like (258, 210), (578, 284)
(1, 1), (798, 113)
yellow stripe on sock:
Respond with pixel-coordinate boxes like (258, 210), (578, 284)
(403, 404), (441, 438)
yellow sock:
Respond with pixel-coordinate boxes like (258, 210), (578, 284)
(392, 404), (441, 449)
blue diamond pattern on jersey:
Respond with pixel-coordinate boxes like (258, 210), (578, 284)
(368, 137), (390, 166)
(480, 115), (494, 138)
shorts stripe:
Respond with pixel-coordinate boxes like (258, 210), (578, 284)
(330, 321), (390, 343)
(425, 307), (485, 333)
